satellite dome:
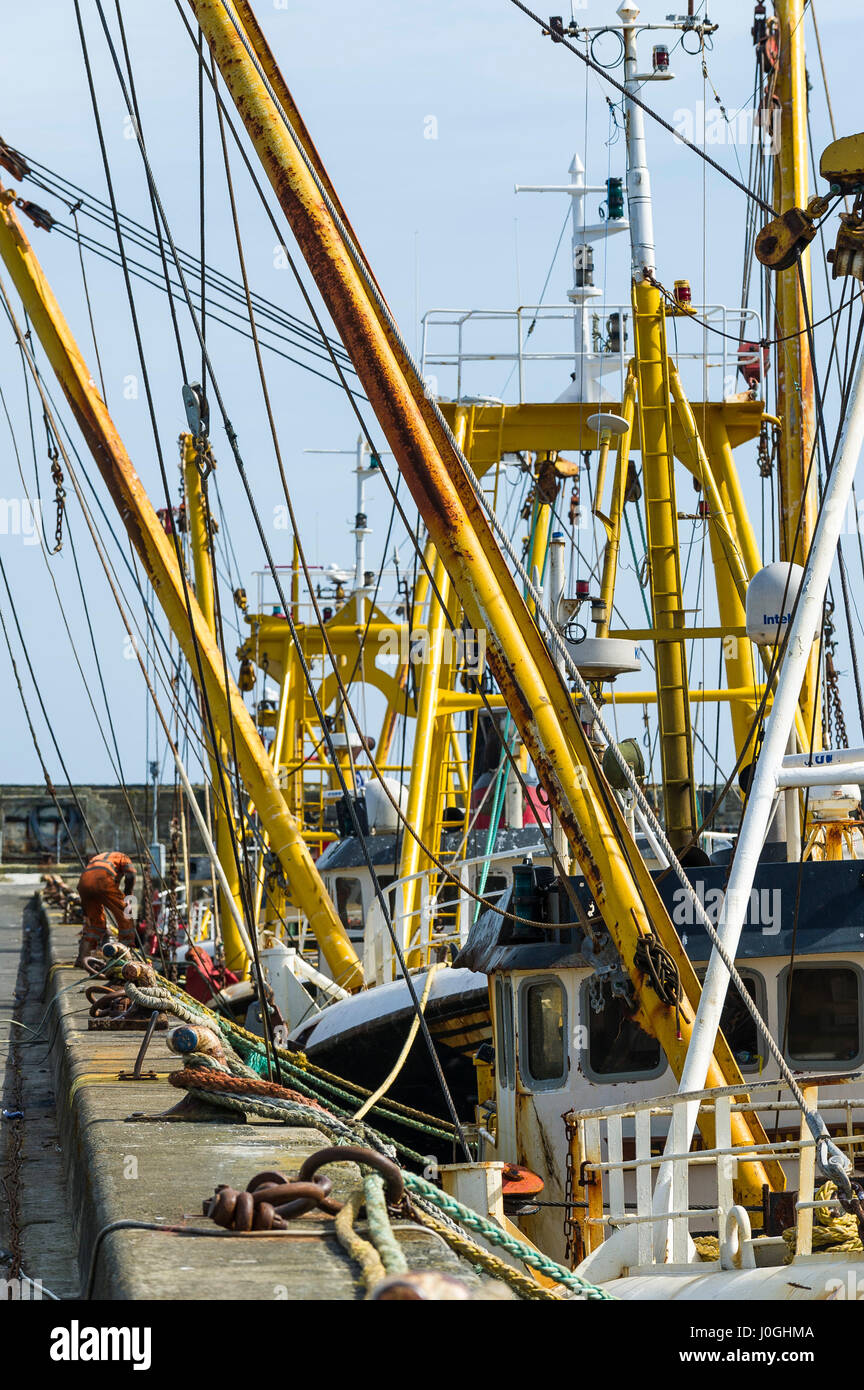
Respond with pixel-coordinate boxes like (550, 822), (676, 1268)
(745, 562), (804, 646)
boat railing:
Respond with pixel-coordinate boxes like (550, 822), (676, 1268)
(361, 848), (516, 988)
(565, 1073), (864, 1268)
(420, 303), (765, 406)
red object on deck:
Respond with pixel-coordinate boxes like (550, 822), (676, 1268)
(184, 945), (239, 1002)
(502, 1164), (545, 1197)
(470, 780), (551, 830)
(738, 340), (770, 389)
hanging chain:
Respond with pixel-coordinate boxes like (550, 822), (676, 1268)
(757, 419), (777, 478)
(562, 1114), (583, 1268)
(163, 811), (181, 982)
(824, 601), (849, 750)
(48, 441), (66, 554)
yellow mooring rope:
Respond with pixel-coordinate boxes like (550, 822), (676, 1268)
(782, 1181), (863, 1261)
(352, 963), (440, 1122)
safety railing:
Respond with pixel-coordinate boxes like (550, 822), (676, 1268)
(565, 1074), (864, 1267)
(360, 847), (519, 988)
(421, 303), (765, 406)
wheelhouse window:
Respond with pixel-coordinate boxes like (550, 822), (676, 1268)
(697, 969), (765, 1072)
(334, 876), (364, 933)
(783, 965), (861, 1065)
(519, 978), (567, 1089)
(583, 986), (663, 1080)
(495, 977), (515, 1089)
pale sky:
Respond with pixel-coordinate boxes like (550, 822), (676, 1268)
(0, 0), (858, 790)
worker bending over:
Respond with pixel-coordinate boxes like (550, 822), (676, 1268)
(76, 850), (138, 966)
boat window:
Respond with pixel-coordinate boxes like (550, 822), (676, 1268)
(484, 874), (508, 900)
(697, 969), (765, 1072)
(494, 977), (515, 1089)
(519, 977), (567, 1089)
(582, 985), (664, 1081)
(334, 876), (364, 933)
(782, 965), (862, 1065)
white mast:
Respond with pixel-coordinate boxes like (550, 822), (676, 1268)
(619, 1), (657, 282)
(515, 154), (628, 400)
(352, 436), (379, 622)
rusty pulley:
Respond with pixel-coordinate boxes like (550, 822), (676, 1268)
(501, 1164), (545, 1198)
(0, 138), (29, 182)
(14, 197), (54, 233)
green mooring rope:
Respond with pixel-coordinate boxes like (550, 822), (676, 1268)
(404, 1173), (616, 1301)
(118, 960), (613, 1300)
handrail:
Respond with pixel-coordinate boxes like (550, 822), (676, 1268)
(361, 842), (537, 984)
(421, 303), (765, 405)
(567, 1077), (864, 1267)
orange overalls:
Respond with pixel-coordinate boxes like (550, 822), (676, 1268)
(76, 851), (137, 965)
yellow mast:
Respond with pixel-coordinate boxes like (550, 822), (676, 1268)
(0, 186), (363, 990)
(632, 285), (698, 850)
(190, 0), (783, 1197)
(772, 0), (821, 747)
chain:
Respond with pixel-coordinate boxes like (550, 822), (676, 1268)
(48, 444), (66, 554)
(563, 1113), (580, 1266)
(757, 420), (777, 478)
(824, 603), (849, 751)
(163, 811), (181, 981)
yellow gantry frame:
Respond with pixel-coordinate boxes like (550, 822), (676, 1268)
(435, 394), (808, 769)
(0, 186), (363, 990)
(239, 597), (416, 843)
(192, 0), (783, 1197)
(400, 549), (455, 962)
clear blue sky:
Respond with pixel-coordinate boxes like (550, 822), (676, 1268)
(0, 0), (857, 788)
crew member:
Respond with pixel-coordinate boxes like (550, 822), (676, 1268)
(75, 850), (137, 966)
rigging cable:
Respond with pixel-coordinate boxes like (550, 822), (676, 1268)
(507, 1), (775, 215)
(1, 288), (200, 898)
(108, 6), (589, 1154)
(0, 598), (89, 871)
(0, 390), (99, 858)
(178, 7), (594, 933)
(71, 0), (854, 1161)
(74, 0), (280, 1080)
